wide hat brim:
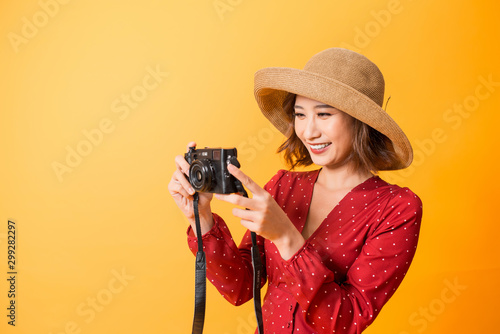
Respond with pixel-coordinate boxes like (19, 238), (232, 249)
(254, 66), (413, 170)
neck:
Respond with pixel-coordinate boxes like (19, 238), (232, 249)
(316, 163), (373, 191)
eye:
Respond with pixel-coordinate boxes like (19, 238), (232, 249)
(317, 112), (333, 118)
(293, 112), (305, 119)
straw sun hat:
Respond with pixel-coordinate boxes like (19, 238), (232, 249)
(254, 47), (413, 170)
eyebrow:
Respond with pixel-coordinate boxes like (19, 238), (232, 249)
(294, 104), (335, 109)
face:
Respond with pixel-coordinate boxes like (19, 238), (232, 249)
(293, 95), (355, 169)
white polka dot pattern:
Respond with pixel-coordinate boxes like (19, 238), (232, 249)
(187, 169), (423, 333)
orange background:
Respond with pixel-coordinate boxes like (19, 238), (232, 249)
(0, 0), (499, 333)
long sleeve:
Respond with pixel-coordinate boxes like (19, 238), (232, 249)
(185, 172), (288, 306)
(187, 213), (266, 306)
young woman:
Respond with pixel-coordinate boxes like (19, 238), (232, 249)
(168, 48), (422, 333)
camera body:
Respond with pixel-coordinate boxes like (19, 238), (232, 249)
(184, 147), (241, 194)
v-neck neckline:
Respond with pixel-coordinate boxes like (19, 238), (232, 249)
(300, 169), (377, 241)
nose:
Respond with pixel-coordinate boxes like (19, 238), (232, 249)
(303, 117), (321, 140)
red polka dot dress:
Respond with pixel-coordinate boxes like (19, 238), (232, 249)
(187, 169), (423, 333)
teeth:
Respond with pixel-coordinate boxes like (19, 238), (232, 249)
(310, 143), (331, 150)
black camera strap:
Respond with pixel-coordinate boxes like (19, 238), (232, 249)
(191, 189), (264, 334)
(192, 192), (206, 334)
(250, 230), (264, 333)
(237, 187), (264, 334)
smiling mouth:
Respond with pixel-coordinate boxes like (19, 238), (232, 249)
(309, 143), (332, 150)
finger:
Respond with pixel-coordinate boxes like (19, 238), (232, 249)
(173, 169), (195, 195)
(227, 164), (264, 195)
(169, 180), (193, 200)
(168, 176), (192, 198)
(186, 141), (197, 152)
(232, 207), (256, 221)
(239, 219), (259, 234)
(175, 142), (197, 176)
(215, 193), (257, 210)
(174, 155), (191, 176)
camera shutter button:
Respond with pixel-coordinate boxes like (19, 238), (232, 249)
(227, 156), (240, 168)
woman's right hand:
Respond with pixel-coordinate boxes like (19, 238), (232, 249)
(168, 141), (215, 235)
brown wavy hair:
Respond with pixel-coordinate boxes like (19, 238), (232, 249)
(277, 93), (401, 173)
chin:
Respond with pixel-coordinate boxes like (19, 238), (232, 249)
(310, 157), (334, 167)
(310, 154), (351, 170)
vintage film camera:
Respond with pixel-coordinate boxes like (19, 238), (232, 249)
(184, 147), (241, 194)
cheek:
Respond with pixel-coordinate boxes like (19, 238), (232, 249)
(328, 119), (354, 147)
(324, 119), (344, 139)
(337, 123), (355, 151)
(293, 122), (305, 140)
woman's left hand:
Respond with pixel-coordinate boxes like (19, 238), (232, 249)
(215, 164), (305, 260)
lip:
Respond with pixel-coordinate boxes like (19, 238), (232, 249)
(308, 142), (332, 154)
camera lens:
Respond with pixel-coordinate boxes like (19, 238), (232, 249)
(189, 160), (215, 192)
